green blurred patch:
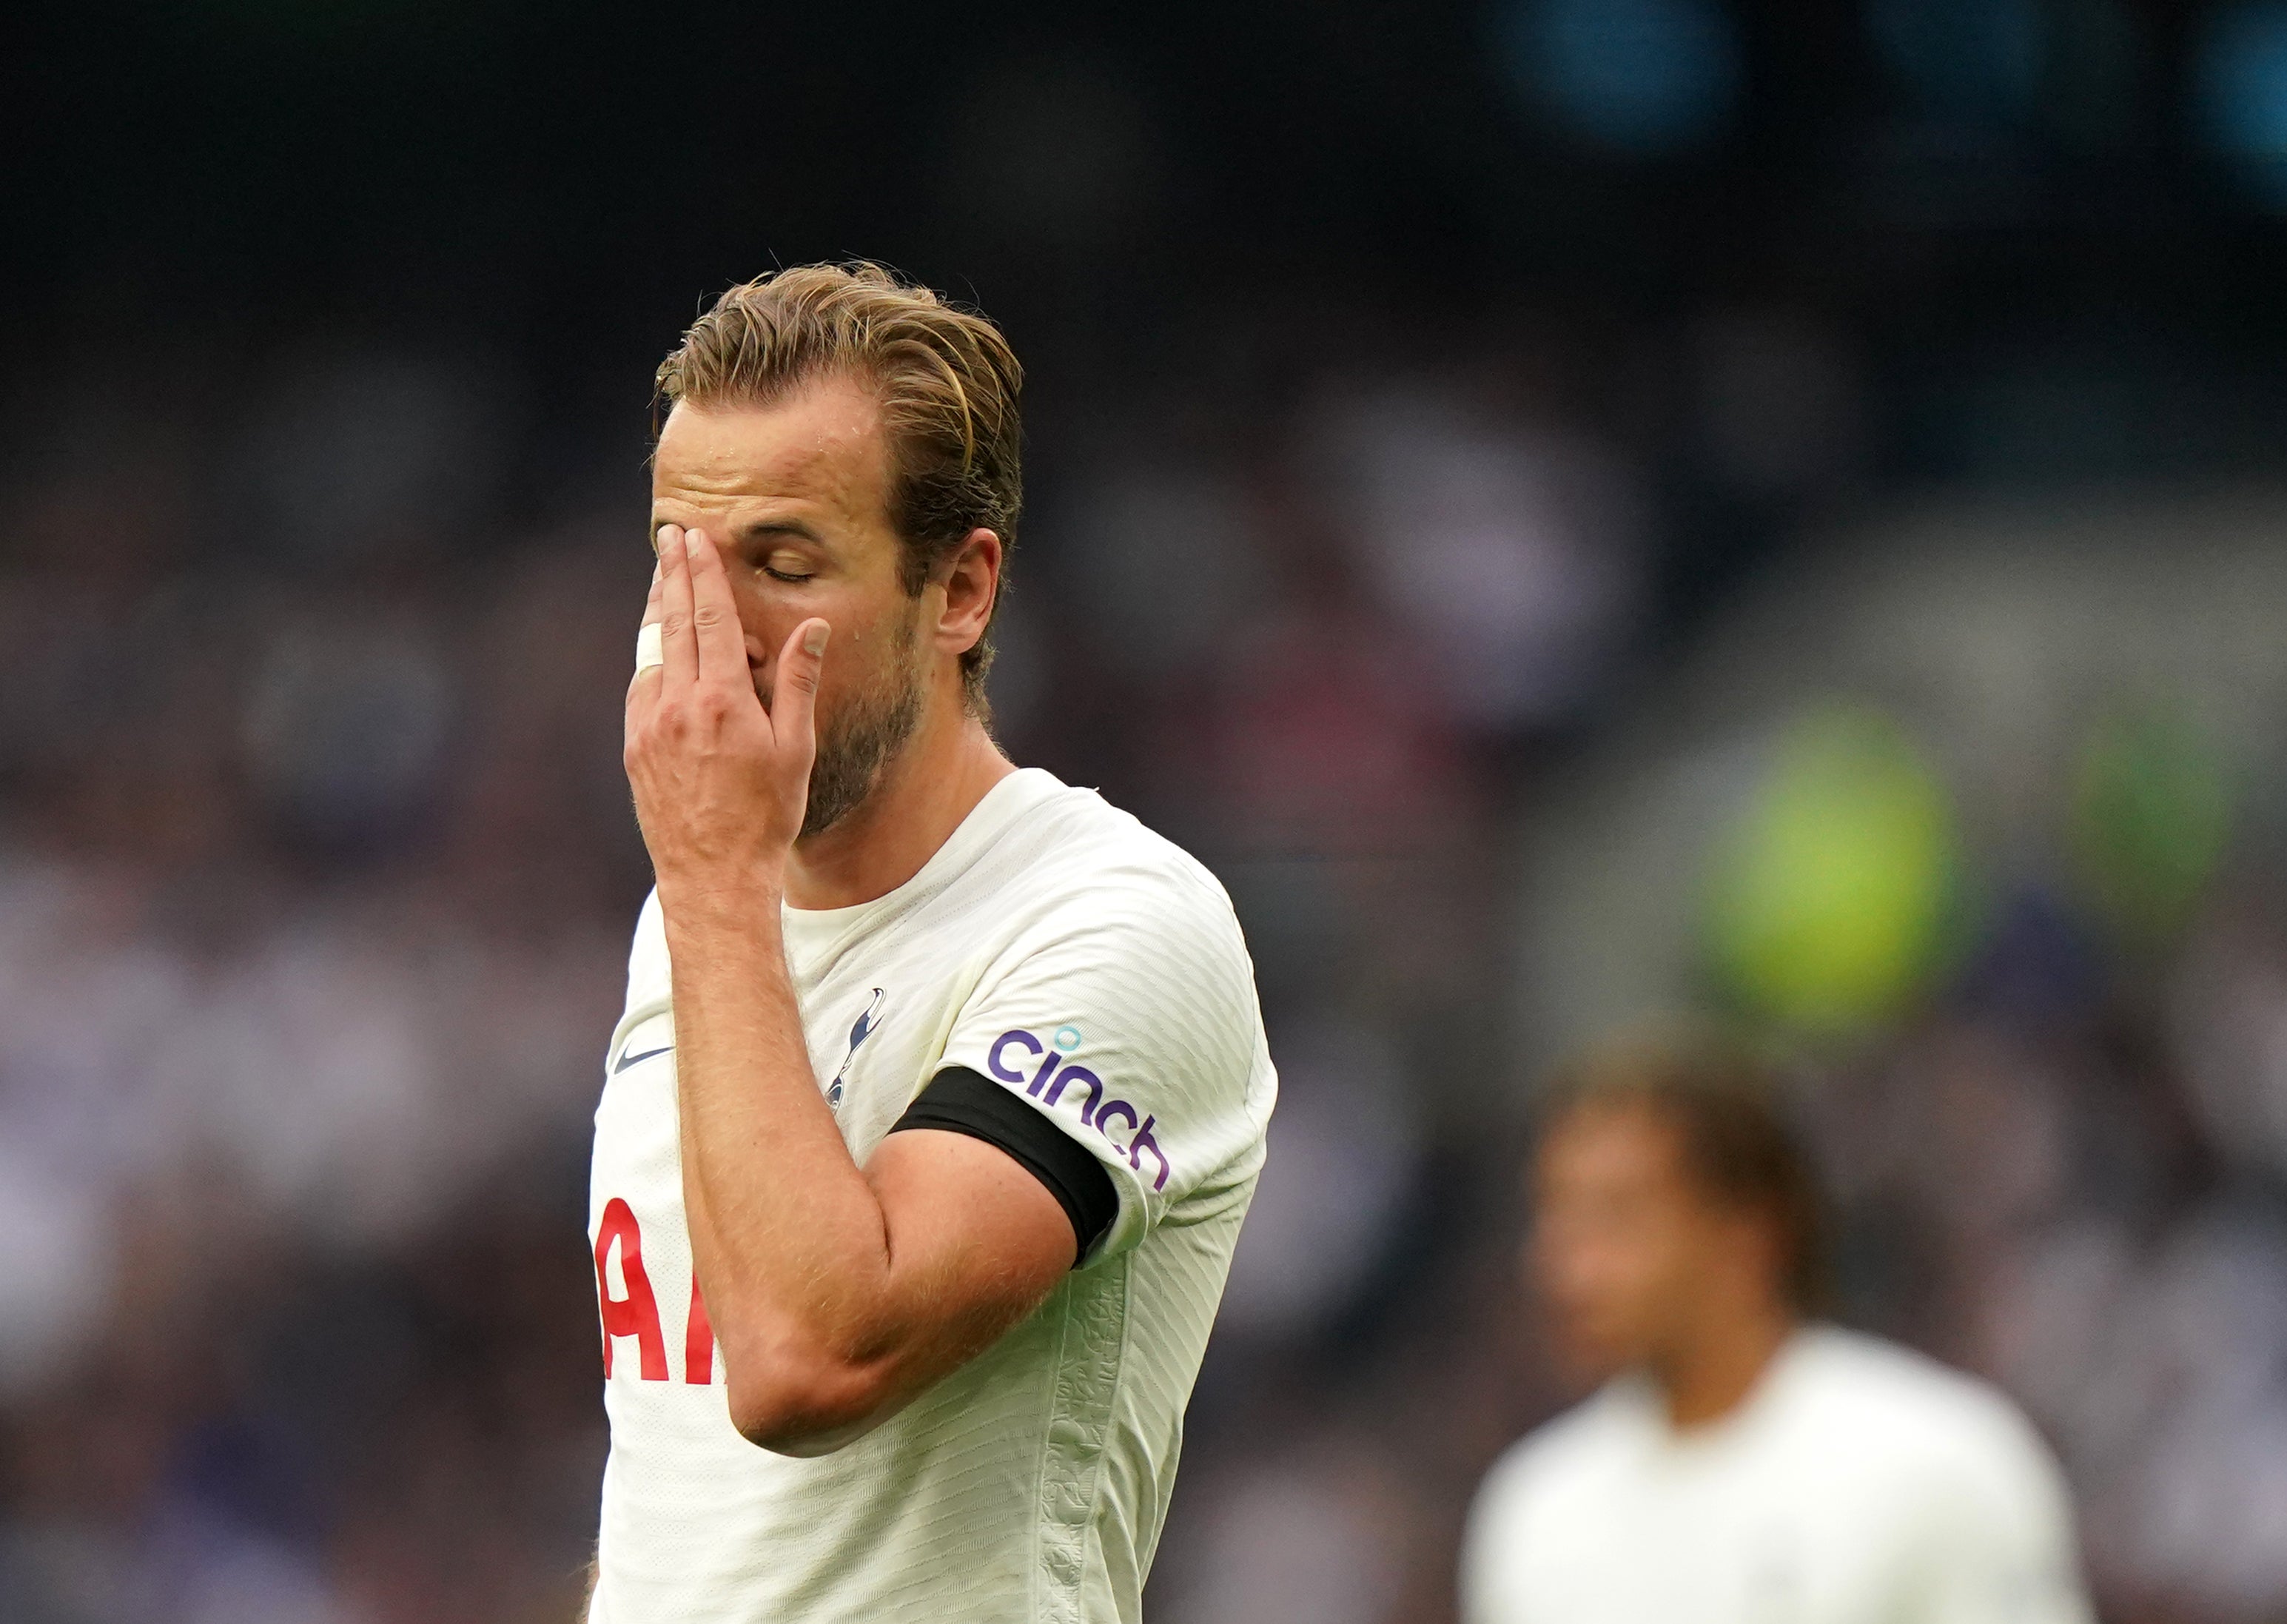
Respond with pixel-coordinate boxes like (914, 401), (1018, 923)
(1703, 705), (1967, 1035)
(2069, 703), (2233, 945)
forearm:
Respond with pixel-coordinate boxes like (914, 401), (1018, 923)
(664, 880), (905, 1431)
(625, 535), (1061, 1452)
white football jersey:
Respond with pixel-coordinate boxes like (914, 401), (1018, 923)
(587, 768), (1275, 1624)
(1460, 1327), (2092, 1624)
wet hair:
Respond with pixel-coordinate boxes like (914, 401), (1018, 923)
(1542, 1030), (1832, 1312)
(655, 261), (1022, 711)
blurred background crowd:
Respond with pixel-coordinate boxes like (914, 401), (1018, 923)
(7, 1), (2287, 1620)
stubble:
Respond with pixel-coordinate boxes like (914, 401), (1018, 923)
(780, 600), (925, 841)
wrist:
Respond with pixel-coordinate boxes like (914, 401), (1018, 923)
(657, 868), (787, 937)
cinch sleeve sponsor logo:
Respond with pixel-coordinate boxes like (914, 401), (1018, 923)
(987, 1027), (1171, 1191)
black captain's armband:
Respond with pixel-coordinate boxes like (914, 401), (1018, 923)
(890, 1067), (1120, 1263)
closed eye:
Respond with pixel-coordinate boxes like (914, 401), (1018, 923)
(763, 566), (815, 584)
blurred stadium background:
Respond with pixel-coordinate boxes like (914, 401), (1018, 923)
(7, 1), (2287, 1620)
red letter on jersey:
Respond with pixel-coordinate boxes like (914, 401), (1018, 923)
(685, 1275), (714, 1386)
(594, 1197), (668, 1380)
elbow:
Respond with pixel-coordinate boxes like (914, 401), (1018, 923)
(725, 1352), (893, 1457)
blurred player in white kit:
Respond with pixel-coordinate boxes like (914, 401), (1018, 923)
(587, 264), (1275, 1623)
(1462, 1036), (2092, 1624)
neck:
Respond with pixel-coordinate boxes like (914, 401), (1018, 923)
(1650, 1298), (1794, 1432)
(782, 690), (1015, 910)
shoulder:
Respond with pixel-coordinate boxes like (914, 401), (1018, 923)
(982, 778), (1253, 977)
(1784, 1330), (2042, 1450)
(621, 886), (670, 1004)
(1001, 776), (1238, 913)
(1778, 1329), (2071, 1511)
(1471, 1384), (1650, 1531)
(944, 775), (1272, 1156)
(1773, 1331), (2086, 1609)
(1462, 1385), (1651, 1617)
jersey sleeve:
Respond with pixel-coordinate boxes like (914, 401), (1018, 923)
(1457, 1447), (1535, 1624)
(933, 868), (1271, 1264)
(890, 1067), (1119, 1261)
(1904, 1404), (2094, 1624)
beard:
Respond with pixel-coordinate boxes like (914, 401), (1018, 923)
(770, 603), (925, 841)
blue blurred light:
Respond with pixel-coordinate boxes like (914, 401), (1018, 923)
(1497, 0), (1744, 157)
(1864, 0), (2043, 123)
(2197, 1), (2287, 205)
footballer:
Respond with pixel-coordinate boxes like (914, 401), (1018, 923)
(1462, 1036), (2090, 1624)
(586, 264), (1276, 1622)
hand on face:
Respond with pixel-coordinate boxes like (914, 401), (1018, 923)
(625, 523), (830, 899)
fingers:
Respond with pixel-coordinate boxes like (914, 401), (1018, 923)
(656, 523), (700, 686)
(771, 617), (831, 765)
(680, 525), (750, 686)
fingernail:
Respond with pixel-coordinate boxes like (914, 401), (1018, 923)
(802, 623), (829, 656)
(685, 529), (705, 557)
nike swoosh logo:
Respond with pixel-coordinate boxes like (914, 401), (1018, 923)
(613, 1044), (674, 1074)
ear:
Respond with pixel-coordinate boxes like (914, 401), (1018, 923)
(933, 527), (1002, 659)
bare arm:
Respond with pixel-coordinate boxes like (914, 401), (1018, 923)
(668, 889), (1073, 1452)
(625, 526), (1072, 1454)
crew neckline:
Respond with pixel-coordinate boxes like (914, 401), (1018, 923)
(779, 767), (1067, 936)
(1614, 1324), (1815, 1453)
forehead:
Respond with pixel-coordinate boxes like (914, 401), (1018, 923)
(1536, 1100), (1691, 1192)
(651, 376), (890, 520)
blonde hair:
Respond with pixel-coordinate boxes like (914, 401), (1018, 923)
(655, 262), (1023, 707)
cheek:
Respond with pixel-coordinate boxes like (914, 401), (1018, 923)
(728, 577), (793, 647)
(1530, 1221), (1610, 1303)
(830, 593), (925, 674)
(1536, 1214), (1672, 1308)
(795, 599), (908, 709)
(731, 579), (884, 662)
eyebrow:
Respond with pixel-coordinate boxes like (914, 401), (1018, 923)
(647, 516), (832, 557)
(735, 518), (829, 548)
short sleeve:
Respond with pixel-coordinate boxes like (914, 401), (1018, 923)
(935, 870), (1272, 1264)
(1904, 1405), (2093, 1624)
(1457, 1449), (1535, 1624)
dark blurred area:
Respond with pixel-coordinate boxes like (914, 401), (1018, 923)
(7, 1), (2287, 1620)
